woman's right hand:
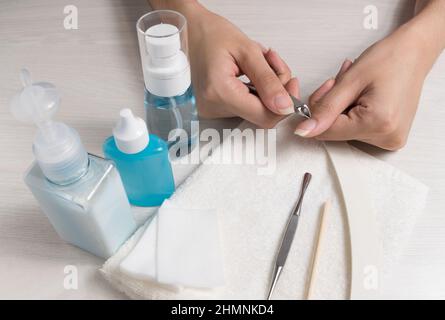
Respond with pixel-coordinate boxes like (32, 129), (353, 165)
(177, 1), (300, 128)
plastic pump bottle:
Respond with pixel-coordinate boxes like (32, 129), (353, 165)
(137, 10), (198, 155)
(11, 69), (137, 258)
(103, 108), (175, 207)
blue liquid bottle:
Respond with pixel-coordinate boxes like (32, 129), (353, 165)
(137, 11), (199, 155)
(11, 70), (136, 258)
(103, 109), (175, 207)
(144, 86), (198, 153)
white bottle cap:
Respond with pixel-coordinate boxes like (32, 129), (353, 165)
(10, 69), (89, 185)
(143, 23), (191, 97)
(145, 23), (180, 61)
(113, 109), (149, 154)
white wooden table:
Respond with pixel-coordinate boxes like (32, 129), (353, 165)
(1, 0), (444, 299)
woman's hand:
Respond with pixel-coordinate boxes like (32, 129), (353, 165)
(294, 0), (445, 150)
(169, 1), (300, 128)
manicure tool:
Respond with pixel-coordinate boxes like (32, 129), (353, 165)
(245, 83), (312, 119)
(306, 199), (331, 300)
(324, 143), (380, 299)
(267, 172), (312, 300)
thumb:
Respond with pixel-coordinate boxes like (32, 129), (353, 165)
(238, 47), (294, 115)
(294, 76), (361, 138)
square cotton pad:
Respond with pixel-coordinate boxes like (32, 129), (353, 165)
(119, 201), (224, 289)
(156, 202), (225, 288)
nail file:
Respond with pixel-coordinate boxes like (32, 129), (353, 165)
(324, 142), (381, 299)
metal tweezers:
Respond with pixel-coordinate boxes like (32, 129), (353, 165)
(245, 83), (312, 119)
(267, 172), (312, 300)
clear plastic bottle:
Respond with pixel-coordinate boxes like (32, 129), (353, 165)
(11, 69), (137, 258)
(103, 108), (175, 207)
(144, 86), (198, 153)
(137, 10), (199, 155)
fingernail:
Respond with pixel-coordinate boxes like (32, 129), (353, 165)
(294, 119), (317, 137)
(274, 94), (294, 115)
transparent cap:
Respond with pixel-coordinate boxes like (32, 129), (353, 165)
(10, 69), (89, 185)
(136, 10), (191, 97)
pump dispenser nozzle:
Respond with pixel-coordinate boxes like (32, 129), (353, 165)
(138, 17), (191, 98)
(10, 69), (89, 185)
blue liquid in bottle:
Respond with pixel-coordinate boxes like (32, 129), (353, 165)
(144, 86), (198, 154)
(103, 109), (175, 207)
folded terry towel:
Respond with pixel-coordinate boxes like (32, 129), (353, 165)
(101, 117), (428, 299)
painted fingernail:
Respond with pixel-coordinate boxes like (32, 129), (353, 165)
(274, 94), (294, 115)
(294, 119), (317, 137)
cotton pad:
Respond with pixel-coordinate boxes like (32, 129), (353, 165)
(156, 203), (225, 288)
(119, 216), (158, 281)
(119, 201), (224, 289)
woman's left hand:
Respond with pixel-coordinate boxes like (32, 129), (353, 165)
(294, 6), (445, 150)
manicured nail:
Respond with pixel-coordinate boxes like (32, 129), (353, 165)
(274, 94), (294, 115)
(294, 119), (317, 137)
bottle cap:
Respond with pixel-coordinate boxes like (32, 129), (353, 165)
(145, 23), (181, 61)
(10, 69), (88, 185)
(113, 108), (149, 154)
(143, 23), (191, 97)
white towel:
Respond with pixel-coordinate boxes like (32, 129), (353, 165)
(101, 117), (428, 299)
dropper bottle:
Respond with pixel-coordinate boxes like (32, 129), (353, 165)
(11, 69), (136, 258)
(103, 108), (175, 207)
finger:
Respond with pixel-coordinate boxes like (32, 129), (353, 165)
(309, 78), (335, 106)
(223, 78), (284, 128)
(294, 58), (360, 138)
(264, 49), (292, 85)
(285, 77), (300, 99)
(294, 77), (362, 138)
(335, 59), (353, 80)
(237, 46), (294, 115)
(314, 112), (362, 141)
(255, 41), (269, 54)
(309, 58), (353, 106)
